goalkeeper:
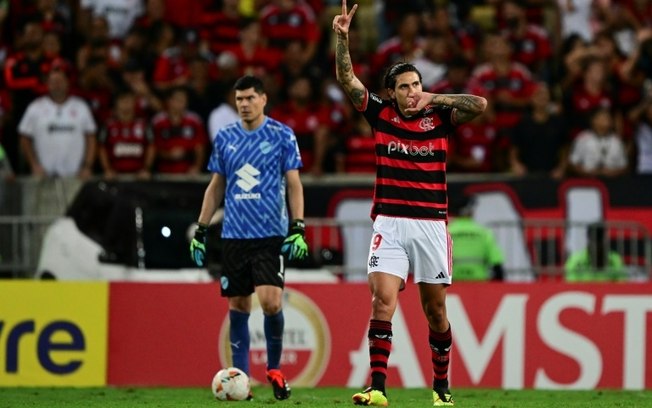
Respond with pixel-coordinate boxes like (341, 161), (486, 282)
(190, 75), (307, 401)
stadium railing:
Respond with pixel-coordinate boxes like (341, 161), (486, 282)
(487, 219), (652, 281)
(2, 176), (651, 282)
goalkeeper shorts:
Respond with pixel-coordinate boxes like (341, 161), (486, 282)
(220, 237), (285, 297)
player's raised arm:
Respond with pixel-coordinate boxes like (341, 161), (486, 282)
(405, 91), (488, 125)
(332, 0), (365, 109)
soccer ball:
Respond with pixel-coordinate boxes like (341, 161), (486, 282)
(211, 367), (250, 401)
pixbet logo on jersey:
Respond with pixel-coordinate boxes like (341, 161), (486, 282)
(387, 140), (438, 156)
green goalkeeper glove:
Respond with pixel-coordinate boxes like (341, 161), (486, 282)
(190, 223), (208, 267)
(281, 219), (308, 261)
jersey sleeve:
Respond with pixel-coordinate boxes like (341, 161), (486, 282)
(207, 130), (225, 174)
(360, 90), (383, 129)
(17, 103), (38, 137)
(283, 127), (303, 171)
(434, 105), (455, 129)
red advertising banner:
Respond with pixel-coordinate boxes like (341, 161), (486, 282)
(107, 282), (652, 390)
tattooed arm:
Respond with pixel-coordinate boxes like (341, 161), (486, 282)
(406, 92), (488, 124)
(332, 0), (366, 109)
(432, 94), (488, 125)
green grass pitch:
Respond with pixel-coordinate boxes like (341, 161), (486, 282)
(1, 387), (651, 407)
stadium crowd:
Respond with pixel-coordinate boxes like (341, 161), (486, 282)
(1, 0), (652, 179)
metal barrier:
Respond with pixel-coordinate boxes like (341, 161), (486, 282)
(0, 215), (57, 278)
(304, 217), (373, 281)
(3, 214), (649, 281)
(487, 220), (652, 281)
(1, 177), (650, 282)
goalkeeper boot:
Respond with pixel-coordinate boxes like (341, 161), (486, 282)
(352, 387), (388, 406)
(266, 369), (291, 400)
(433, 388), (454, 406)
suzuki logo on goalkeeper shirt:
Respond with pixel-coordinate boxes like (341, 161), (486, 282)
(235, 163), (262, 200)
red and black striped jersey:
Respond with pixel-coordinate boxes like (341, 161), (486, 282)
(359, 90), (455, 221)
(99, 117), (153, 173)
(151, 111), (207, 173)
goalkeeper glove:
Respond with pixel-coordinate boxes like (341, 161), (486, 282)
(281, 219), (308, 261)
(190, 223), (208, 267)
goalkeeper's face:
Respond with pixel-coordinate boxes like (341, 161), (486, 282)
(235, 87), (267, 126)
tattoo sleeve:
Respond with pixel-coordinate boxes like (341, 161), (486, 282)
(431, 94), (487, 124)
(335, 34), (365, 108)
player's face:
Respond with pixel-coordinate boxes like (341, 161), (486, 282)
(389, 71), (422, 115)
(235, 88), (267, 127)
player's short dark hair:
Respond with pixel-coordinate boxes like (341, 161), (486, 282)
(383, 62), (422, 90)
(233, 75), (265, 94)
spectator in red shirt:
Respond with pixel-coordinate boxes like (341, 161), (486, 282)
(449, 101), (504, 173)
(150, 86), (207, 175)
(270, 75), (330, 175)
(421, 5), (472, 63)
(259, 0), (320, 65)
(593, 29), (644, 140)
(5, 19), (48, 109)
(98, 89), (154, 179)
(372, 12), (425, 84)
(225, 18), (283, 79)
(499, 0), (553, 81)
(467, 32), (536, 137)
(4, 19), (49, 171)
(151, 25), (199, 92)
(566, 56), (615, 138)
(33, 0), (73, 57)
(41, 30), (73, 76)
(199, 0), (243, 56)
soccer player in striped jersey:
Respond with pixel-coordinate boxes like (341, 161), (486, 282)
(190, 75), (308, 401)
(333, 2), (487, 406)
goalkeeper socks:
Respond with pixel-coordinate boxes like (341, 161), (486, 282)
(368, 319), (392, 392)
(264, 311), (285, 370)
(229, 310), (251, 374)
(429, 325), (452, 389)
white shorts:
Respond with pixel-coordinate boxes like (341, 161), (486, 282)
(367, 215), (452, 285)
